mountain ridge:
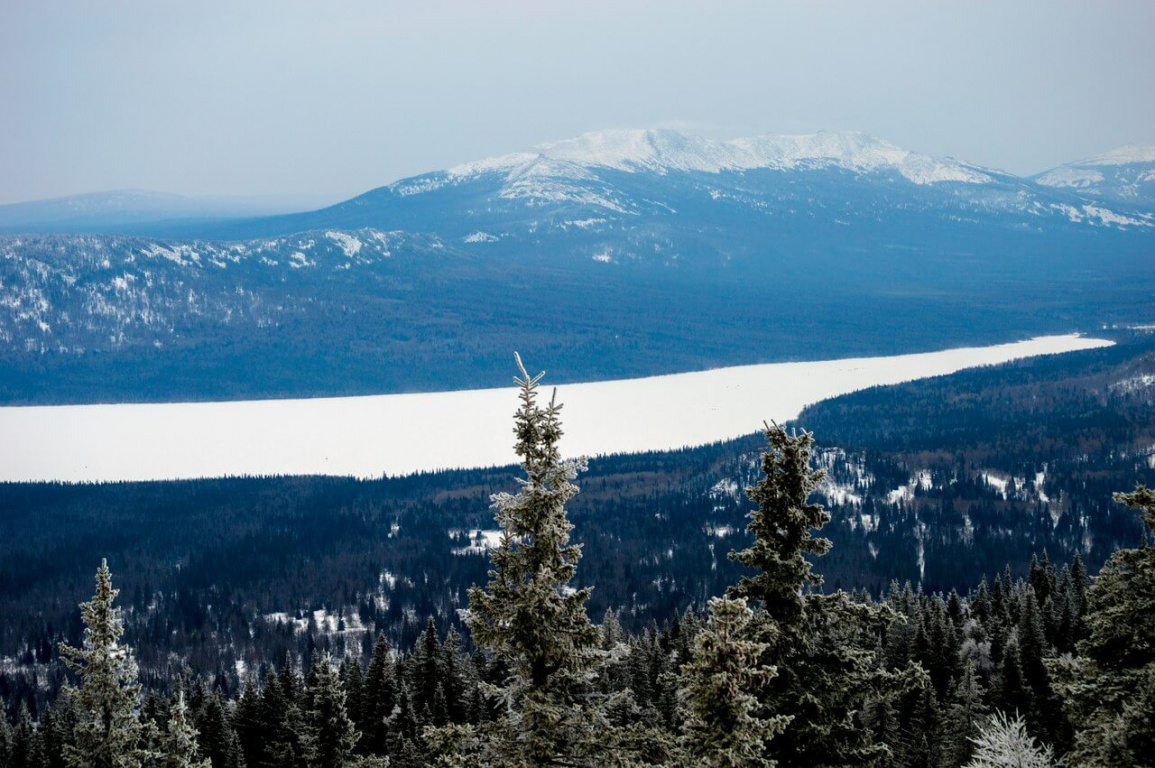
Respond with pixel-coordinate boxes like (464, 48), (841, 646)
(0, 128), (1153, 404)
(5, 128), (1154, 238)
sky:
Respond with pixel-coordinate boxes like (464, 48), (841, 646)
(2, 0), (1153, 206)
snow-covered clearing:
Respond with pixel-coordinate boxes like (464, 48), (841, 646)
(0, 334), (1111, 483)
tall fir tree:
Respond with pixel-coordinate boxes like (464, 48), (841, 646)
(728, 424), (830, 620)
(340, 658), (366, 736)
(58, 559), (152, 768)
(256, 667), (305, 768)
(43, 695), (79, 768)
(231, 679), (263, 768)
(0, 716), (11, 768)
(1016, 589), (1068, 749)
(895, 684), (943, 768)
(431, 355), (668, 767)
(411, 619), (444, 718)
(455, 355), (603, 765)
(994, 636), (1032, 719)
(440, 627), (471, 724)
(1050, 485), (1155, 767)
(190, 691), (240, 768)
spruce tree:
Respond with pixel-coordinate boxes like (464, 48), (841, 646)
(231, 679), (263, 768)
(679, 597), (787, 767)
(341, 658), (366, 736)
(457, 355), (602, 764)
(43, 696), (78, 768)
(441, 627), (471, 724)
(726, 424), (921, 765)
(728, 424), (830, 619)
(412, 619), (444, 718)
(256, 667), (305, 768)
(155, 694), (209, 768)
(303, 653), (360, 768)
(1016, 589), (1067, 748)
(1, 715), (14, 767)
(59, 559), (151, 768)
(431, 355), (668, 766)
(994, 636), (1031, 719)
(896, 684), (943, 768)
(944, 662), (989, 767)
(963, 712), (1054, 768)
(0, 716), (11, 768)
(190, 691), (236, 768)
(362, 633), (398, 754)
(1050, 485), (1155, 766)
(10, 703), (34, 768)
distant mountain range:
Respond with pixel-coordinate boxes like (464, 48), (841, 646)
(0, 189), (338, 235)
(3, 130), (1153, 238)
(1, 129), (1153, 404)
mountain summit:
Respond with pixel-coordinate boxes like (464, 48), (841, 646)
(443, 128), (993, 187)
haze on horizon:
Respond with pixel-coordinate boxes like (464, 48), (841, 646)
(2, 0), (1153, 207)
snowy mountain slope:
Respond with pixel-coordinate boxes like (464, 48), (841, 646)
(1, 128), (1153, 404)
(0, 229), (445, 356)
(167, 128), (1152, 246)
(1034, 145), (1155, 208)
(448, 129), (994, 184)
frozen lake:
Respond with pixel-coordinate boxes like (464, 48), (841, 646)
(0, 334), (1111, 483)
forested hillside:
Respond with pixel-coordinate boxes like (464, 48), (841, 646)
(1, 359), (1153, 767)
(0, 334), (1152, 714)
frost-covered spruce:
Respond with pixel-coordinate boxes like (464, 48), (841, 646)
(726, 424), (921, 766)
(964, 712), (1054, 768)
(679, 596), (787, 767)
(59, 559), (152, 768)
(433, 355), (670, 767)
(155, 694), (209, 768)
(461, 354), (601, 762)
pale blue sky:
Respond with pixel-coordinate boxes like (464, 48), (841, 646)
(2, 0), (1153, 205)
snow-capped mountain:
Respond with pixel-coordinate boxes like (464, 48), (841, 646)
(447, 129), (993, 185)
(1, 128), (1153, 404)
(1034, 145), (1155, 208)
(184, 128), (1149, 244)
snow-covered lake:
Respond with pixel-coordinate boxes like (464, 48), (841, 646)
(0, 334), (1111, 483)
